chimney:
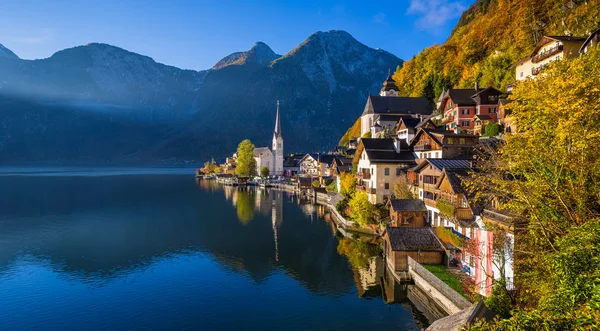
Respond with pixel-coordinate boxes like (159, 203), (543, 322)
(475, 82), (479, 91)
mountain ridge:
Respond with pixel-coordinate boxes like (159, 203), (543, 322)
(0, 30), (403, 163)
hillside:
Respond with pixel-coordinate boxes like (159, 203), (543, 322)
(0, 31), (402, 163)
(393, 0), (600, 100)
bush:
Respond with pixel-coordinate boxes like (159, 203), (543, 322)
(483, 123), (502, 137)
(336, 199), (348, 215)
(312, 180), (321, 188)
(326, 181), (337, 193)
(348, 191), (377, 226)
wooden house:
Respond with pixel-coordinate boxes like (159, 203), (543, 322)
(409, 128), (478, 160)
(472, 114), (494, 136)
(383, 227), (445, 272)
(438, 86), (502, 132)
(387, 199), (427, 227)
(434, 169), (475, 232)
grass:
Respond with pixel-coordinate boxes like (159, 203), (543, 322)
(423, 264), (468, 298)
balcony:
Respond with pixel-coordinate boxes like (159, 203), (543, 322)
(357, 171), (371, 180)
(531, 44), (563, 63)
(532, 63), (549, 76)
(414, 144), (432, 152)
(424, 198), (437, 207)
(442, 116), (454, 124)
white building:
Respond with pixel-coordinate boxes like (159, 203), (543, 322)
(254, 147), (273, 174)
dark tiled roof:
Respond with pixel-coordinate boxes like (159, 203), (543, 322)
(474, 114), (493, 121)
(362, 96), (433, 116)
(427, 159), (473, 171)
(546, 35), (587, 42)
(377, 114), (403, 122)
(399, 117), (422, 129)
(470, 86), (503, 98)
(443, 169), (471, 195)
(386, 227), (444, 251)
(362, 138), (395, 151)
(366, 150), (416, 164)
(334, 157), (353, 166)
(389, 199), (427, 212)
(415, 118), (436, 129)
(448, 89), (478, 106)
(318, 154), (337, 165)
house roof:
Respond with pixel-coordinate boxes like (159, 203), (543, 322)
(381, 74), (399, 92)
(447, 89), (478, 106)
(361, 138), (416, 164)
(426, 301), (496, 331)
(389, 199), (427, 212)
(409, 128), (478, 148)
(334, 157), (353, 166)
(409, 158), (472, 174)
(362, 96), (433, 116)
(398, 117), (422, 129)
(415, 118), (436, 129)
(385, 227), (444, 252)
(580, 28), (600, 54)
(318, 154), (337, 165)
(473, 114), (493, 121)
(470, 86), (503, 99)
(253, 147), (272, 157)
(377, 114), (403, 122)
(437, 168), (471, 196)
(530, 35), (587, 58)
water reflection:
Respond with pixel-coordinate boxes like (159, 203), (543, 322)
(0, 175), (432, 330)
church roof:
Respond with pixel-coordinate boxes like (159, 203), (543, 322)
(381, 73), (398, 92)
(273, 100), (282, 139)
(362, 96), (433, 116)
(253, 147), (272, 157)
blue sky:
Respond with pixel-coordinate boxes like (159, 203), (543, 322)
(0, 0), (473, 70)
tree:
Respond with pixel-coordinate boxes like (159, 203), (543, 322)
(260, 166), (270, 178)
(235, 139), (257, 177)
(236, 190), (254, 224)
(348, 191), (377, 226)
(326, 181), (337, 193)
(393, 174), (415, 199)
(312, 180), (320, 188)
(202, 158), (220, 174)
(339, 172), (357, 197)
(467, 47), (600, 327)
(482, 122), (501, 137)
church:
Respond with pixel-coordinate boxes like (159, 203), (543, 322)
(254, 101), (284, 176)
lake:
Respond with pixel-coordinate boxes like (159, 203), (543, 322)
(0, 169), (432, 330)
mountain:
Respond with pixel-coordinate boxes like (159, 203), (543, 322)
(0, 30), (402, 163)
(212, 42), (281, 69)
(392, 0), (600, 100)
(0, 43), (18, 59)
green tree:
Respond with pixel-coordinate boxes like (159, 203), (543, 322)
(260, 166), (270, 178)
(312, 180), (321, 188)
(326, 181), (337, 193)
(235, 139), (257, 177)
(482, 122), (501, 137)
(236, 190), (254, 224)
(348, 191), (377, 226)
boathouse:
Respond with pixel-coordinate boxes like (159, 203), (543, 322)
(387, 199), (427, 227)
(383, 227), (445, 272)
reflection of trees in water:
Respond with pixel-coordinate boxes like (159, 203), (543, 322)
(336, 236), (382, 270)
(236, 190), (254, 224)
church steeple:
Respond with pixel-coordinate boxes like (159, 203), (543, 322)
(380, 69), (398, 97)
(274, 100), (282, 139)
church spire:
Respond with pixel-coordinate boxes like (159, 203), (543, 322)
(274, 100), (282, 138)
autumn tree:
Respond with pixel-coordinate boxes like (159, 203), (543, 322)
(338, 172), (357, 198)
(468, 47), (600, 328)
(348, 191), (377, 226)
(393, 174), (415, 199)
(235, 139), (257, 177)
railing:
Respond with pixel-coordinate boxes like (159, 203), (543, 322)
(424, 198), (437, 207)
(531, 44), (563, 63)
(414, 144), (432, 152)
(532, 63), (549, 76)
(357, 171), (371, 180)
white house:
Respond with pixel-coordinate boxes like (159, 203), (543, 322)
(253, 147), (273, 174)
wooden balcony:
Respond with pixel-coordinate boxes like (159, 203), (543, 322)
(424, 198), (437, 207)
(531, 44), (562, 63)
(357, 171), (371, 180)
(532, 63), (549, 76)
(442, 116), (455, 124)
(414, 144), (432, 152)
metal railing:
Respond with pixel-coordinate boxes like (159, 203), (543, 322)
(531, 44), (563, 63)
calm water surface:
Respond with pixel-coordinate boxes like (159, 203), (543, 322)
(0, 169), (430, 330)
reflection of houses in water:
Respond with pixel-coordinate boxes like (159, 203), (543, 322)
(354, 255), (384, 298)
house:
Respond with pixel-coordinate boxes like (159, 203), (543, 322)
(472, 114), (494, 136)
(387, 199), (427, 227)
(409, 128), (478, 160)
(283, 154), (303, 177)
(497, 99), (515, 134)
(409, 159), (473, 226)
(316, 154), (337, 179)
(438, 86), (503, 132)
(330, 157), (353, 176)
(354, 138), (417, 204)
(383, 227), (445, 272)
(397, 117), (437, 144)
(580, 28), (600, 55)
(298, 154), (319, 176)
(253, 147), (273, 174)
(513, 35), (586, 81)
(360, 75), (433, 136)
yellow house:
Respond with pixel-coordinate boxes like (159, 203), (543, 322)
(513, 35), (586, 82)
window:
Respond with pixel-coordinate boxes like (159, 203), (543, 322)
(462, 109), (469, 115)
(384, 183), (389, 190)
(461, 121), (470, 127)
(489, 107), (497, 113)
(489, 95), (498, 102)
(384, 168), (390, 176)
(459, 138), (466, 144)
(447, 137), (454, 144)
(520, 72), (523, 77)
(396, 168), (401, 176)
(419, 191), (423, 197)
